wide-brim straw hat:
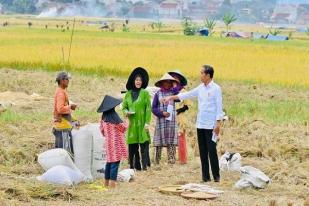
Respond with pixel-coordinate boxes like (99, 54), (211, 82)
(168, 70), (187, 86)
(126, 67), (149, 90)
(97, 95), (122, 113)
(155, 73), (179, 87)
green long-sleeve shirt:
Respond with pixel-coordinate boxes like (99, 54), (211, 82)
(122, 89), (151, 144)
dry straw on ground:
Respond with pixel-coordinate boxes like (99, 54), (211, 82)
(0, 69), (308, 205)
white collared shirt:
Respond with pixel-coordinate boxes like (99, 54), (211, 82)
(178, 81), (224, 129)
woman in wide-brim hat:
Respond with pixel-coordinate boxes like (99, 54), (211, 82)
(122, 67), (152, 171)
(168, 70), (191, 164)
(152, 73), (180, 165)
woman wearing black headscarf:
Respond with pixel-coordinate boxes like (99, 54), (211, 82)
(122, 67), (152, 171)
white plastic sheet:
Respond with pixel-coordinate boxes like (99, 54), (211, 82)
(181, 183), (224, 194)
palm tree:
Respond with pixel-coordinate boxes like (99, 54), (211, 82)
(222, 13), (237, 33)
(203, 18), (216, 36)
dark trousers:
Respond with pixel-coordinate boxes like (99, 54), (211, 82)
(52, 128), (74, 156)
(197, 129), (220, 181)
(128, 144), (141, 170)
(140, 141), (151, 170)
(105, 161), (120, 181)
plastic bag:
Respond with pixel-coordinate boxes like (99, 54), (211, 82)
(219, 151), (241, 172)
(117, 169), (135, 182)
(37, 165), (85, 186)
(38, 148), (79, 171)
(235, 166), (271, 189)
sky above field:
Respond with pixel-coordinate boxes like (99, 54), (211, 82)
(277, 0), (309, 3)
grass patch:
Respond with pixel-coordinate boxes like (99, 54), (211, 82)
(227, 100), (309, 124)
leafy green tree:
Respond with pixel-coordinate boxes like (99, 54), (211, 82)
(222, 13), (237, 33)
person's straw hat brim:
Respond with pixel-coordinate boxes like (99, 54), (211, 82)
(168, 70), (187, 86)
(155, 73), (179, 87)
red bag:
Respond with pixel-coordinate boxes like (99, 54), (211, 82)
(178, 132), (187, 164)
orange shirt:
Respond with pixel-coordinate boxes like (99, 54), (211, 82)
(53, 87), (72, 129)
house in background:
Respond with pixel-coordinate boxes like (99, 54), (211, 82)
(271, 3), (299, 24)
(158, 0), (182, 19)
(131, 1), (157, 18)
(186, 0), (205, 19)
(204, 0), (224, 16)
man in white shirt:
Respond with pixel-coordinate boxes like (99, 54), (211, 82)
(162, 65), (224, 182)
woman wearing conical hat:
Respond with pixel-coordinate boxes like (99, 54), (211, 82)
(168, 70), (191, 164)
(152, 73), (181, 165)
(98, 95), (128, 188)
(122, 67), (152, 171)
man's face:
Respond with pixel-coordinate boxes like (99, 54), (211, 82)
(60, 78), (69, 88)
(200, 68), (210, 83)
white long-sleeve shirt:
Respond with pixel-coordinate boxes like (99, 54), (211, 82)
(178, 81), (224, 129)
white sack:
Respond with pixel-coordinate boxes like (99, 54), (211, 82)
(38, 148), (79, 171)
(37, 165), (84, 186)
(86, 123), (106, 179)
(72, 127), (93, 181)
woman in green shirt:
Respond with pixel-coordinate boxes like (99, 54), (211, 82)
(122, 67), (152, 171)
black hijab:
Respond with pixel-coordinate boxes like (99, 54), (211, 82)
(102, 108), (123, 124)
(131, 75), (142, 102)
